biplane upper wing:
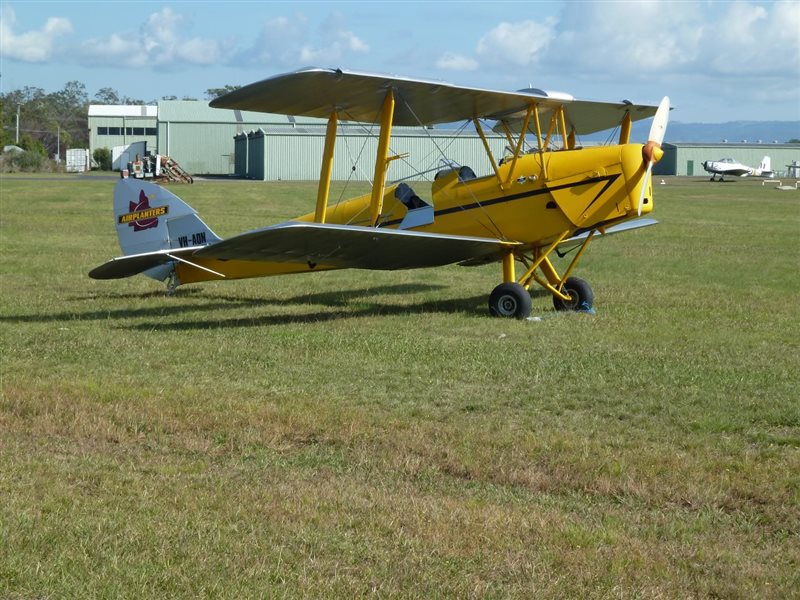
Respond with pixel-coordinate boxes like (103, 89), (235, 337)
(210, 67), (659, 134)
(193, 222), (519, 270)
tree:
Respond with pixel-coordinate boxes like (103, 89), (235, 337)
(51, 81), (88, 112)
(94, 87), (121, 105)
(205, 85), (241, 100)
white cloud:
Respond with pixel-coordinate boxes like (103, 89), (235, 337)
(436, 52), (478, 71)
(476, 19), (556, 67)
(546, 1), (704, 74)
(709, 0), (800, 76)
(242, 11), (368, 67)
(0, 6), (72, 62)
(78, 7), (227, 68)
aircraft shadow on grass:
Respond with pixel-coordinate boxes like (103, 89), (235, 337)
(2, 283), (533, 328)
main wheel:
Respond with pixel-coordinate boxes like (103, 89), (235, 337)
(489, 282), (532, 319)
(553, 277), (594, 312)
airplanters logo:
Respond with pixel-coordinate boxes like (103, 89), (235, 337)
(118, 190), (168, 232)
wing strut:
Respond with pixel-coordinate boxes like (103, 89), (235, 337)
(619, 111), (632, 144)
(370, 89), (395, 226)
(473, 118), (504, 189)
(315, 110), (338, 223)
(504, 104), (534, 187)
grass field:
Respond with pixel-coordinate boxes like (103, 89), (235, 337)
(1, 173), (798, 598)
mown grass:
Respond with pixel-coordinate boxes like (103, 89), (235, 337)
(1, 173), (798, 598)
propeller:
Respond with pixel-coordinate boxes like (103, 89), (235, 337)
(638, 96), (670, 216)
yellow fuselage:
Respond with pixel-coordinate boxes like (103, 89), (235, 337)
(176, 144), (651, 284)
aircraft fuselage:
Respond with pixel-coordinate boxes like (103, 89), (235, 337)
(176, 143), (651, 283)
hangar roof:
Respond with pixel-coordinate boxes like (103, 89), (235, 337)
(88, 105), (157, 117)
(157, 100), (324, 126)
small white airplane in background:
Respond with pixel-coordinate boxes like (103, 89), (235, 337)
(702, 156), (772, 181)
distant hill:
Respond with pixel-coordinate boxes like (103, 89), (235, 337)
(439, 120), (800, 145)
(625, 120), (800, 144)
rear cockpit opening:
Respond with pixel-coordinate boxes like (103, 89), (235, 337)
(434, 165), (476, 182)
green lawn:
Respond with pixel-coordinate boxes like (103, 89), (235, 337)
(1, 174), (798, 598)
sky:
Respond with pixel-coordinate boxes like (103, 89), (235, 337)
(1, 0), (798, 123)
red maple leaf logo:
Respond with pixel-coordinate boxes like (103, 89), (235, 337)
(129, 190), (159, 231)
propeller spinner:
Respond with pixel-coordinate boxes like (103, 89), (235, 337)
(638, 96), (670, 216)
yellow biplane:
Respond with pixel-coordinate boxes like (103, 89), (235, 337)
(90, 67), (670, 318)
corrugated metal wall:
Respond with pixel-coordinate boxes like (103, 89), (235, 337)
(248, 130), (266, 180)
(243, 131), (508, 182)
(158, 121), (243, 175)
(234, 133), (248, 176)
(89, 115), (158, 159)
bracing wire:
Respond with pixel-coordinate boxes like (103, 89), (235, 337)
(396, 91), (507, 240)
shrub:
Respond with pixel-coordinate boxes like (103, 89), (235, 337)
(0, 149), (63, 173)
(93, 147), (112, 171)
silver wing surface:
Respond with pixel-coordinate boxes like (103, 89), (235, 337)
(562, 217), (658, 244)
(89, 247), (204, 279)
(457, 218), (658, 267)
(90, 223), (520, 279)
(194, 222), (519, 270)
(210, 67), (659, 134)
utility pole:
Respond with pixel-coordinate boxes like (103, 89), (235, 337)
(16, 103), (21, 144)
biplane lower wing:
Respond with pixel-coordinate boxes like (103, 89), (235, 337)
(90, 222), (520, 280)
(456, 218), (658, 267)
(193, 222), (520, 270)
(565, 217), (658, 244)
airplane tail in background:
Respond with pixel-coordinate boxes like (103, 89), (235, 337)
(112, 178), (221, 280)
(752, 156), (774, 177)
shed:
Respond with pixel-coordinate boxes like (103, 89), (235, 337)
(234, 132), (248, 177)
(238, 124), (508, 182)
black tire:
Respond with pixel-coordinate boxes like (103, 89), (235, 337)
(489, 282), (532, 319)
(553, 277), (594, 312)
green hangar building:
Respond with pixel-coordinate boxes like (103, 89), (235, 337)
(654, 142), (800, 177)
(91, 103), (799, 180)
(88, 100), (507, 180)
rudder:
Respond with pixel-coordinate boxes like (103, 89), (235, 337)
(114, 178), (220, 257)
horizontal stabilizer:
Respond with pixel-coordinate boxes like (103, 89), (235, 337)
(89, 247), (202, 280)
(194, 222), (519, 270)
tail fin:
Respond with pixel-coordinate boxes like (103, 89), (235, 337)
(114, 178), (220, 257)
(760, 156), (771, 172)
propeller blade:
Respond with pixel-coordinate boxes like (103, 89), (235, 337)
(638, 96), (670, 216)
(648, 96), (670, 145)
